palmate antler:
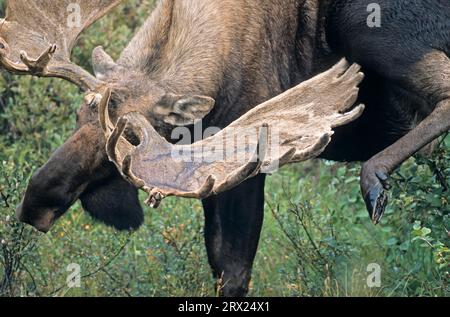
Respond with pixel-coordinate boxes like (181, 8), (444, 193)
(101, 59), (365, 207)
(0, 0), (124, 90)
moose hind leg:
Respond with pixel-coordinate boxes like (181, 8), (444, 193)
(361, 51), (450, 223)
(202, 174), (266, 297)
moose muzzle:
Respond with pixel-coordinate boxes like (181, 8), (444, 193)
(16, 202), (56, 233)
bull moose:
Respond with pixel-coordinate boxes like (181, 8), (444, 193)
(0, 0), (448, 297)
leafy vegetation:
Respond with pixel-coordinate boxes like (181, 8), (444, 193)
(0, 0), (448, 297)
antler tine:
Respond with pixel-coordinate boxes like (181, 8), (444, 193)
(194, 176), (217, 200)
(98, 87), (114, 134)
(106, 117), (128, 165)
(121, 154), (146, 189)
(0, 40), (53, 73)
(212, 124), (269, 195)
(291, 133), (333, 162)
(19, 44), (57, 72)
(0, 0), (125, 91)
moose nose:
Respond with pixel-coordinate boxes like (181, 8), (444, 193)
(15, 203), (53, 233)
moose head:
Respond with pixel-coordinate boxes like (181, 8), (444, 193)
(0, 0), (364, 233)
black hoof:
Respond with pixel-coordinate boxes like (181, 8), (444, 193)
(364, 183), (388, 224)
(362, 170), (390, 224)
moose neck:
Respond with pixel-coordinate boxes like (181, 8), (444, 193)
(118, 0), (229, 98)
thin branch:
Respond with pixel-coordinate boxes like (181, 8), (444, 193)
(50, 234), (132, 296)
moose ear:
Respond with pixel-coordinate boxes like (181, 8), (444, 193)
(79, 173), (144, 231)
(157, 94), (216, 126)
(92, 46), (118, 80)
